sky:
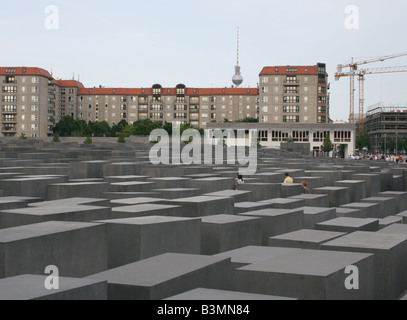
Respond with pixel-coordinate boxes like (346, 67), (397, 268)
(1, 0), (406, 121)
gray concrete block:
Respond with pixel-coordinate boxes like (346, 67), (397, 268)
(377, 224), (407, 235)
(234, 202), (274, 214)
(281, 184), (304, 198)
(268, 229), (346, 249)
(393, 176), (403, 191)
(321, 231), (407, 300)
(189, 178), (235, 194)
(251, 172), (285, 183)
(166, 288), (296, 300)
(153, 188), (202, 199)
(46, 182), (110, 200)
(352, 174), (381, 197)
(235, 249), (375, 300)
(110, 182), (155, 193)
(111, 204), (182, 219)
(214, 246), (301, 269)
(0, 176), (68, 198)
(380, 171), (394, 192)
(306, 171), (342, 186)
(204, 190), (253, 203)
(0, 205), (110, 229)
(333, 180), (366, 203)
(110, 197), (166, 208)
(292, 176), (325, 191)
(103, 162), (143, 177)
(147, 177), (191, 189)
(0, 221), (107, 279)
(70, 160), (109, 179)
(316, 217), (379, 233)
(378, 216), (403, 229)
(100, 192), (160, 200)
(397, 211), (407, 224)
(313, 187), (350, 207)
(0, 199), (28, 211)
(340, 202), (381, 219)
(0, 275), (107, 300)
(361, 197), (396, 217)
(165, 196), (235, 217)
(335, 207), (364, 218)
(298, 207), (337, 229)
(239, 209), (304, 245)
(201, 215), (262, 255)
(29, 197), (111, 208)
(290, 194), (329, 208)
(377, 191), (407, 214)
(87, 253), (233, 300)
(238, 183), (281, 201)
(94, 216), (201, 269)
(261, 198), (306, 209)
(103, 175), (148, 183)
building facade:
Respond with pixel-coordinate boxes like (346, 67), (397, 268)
(365, 105), (407, 153)
(1, 64), (330, 138)
(258, 63), (329, 125)
(206, 122), (355, 157)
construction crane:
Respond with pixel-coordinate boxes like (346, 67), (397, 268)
(335, 52), (407, 132)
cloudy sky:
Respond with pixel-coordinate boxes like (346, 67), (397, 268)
(1, 0), (406, 121)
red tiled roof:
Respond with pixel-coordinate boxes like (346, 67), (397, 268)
(55, 80), (85, 89)
(259, 66), (318, 76)
(0, 67), (53, 78)
(78, 88), (153, 95)
(77, 87), (258, 96)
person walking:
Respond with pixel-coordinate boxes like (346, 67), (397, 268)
(302, 181), (310, 194)
(284, 172), (294, 184)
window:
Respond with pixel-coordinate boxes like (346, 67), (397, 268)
(318, 87), (327, 94)
(31, 124), (38, 131)
(262, 96), (269, 103)
(32, 77), (39, 83)
(274, 97), (279, 102)
(2, 96), (17, 102)
(283, 96), (300, 103)
(201, 114), (208, 118)
(286, 76), (297, 84)
(274, 116), (278, 122)
(304, 116), (308, 122)
(275, 68), (279, 73)
(304, 87), (308, 92)
(283, 106), (300, 113)
(304, 97), (308, 103)
(176, 97), (185, 103)
(318, 106), (327, 113)
(274, 106), (279, 112)
(262, 77), (268, 84)
(174, 113), (187, 119)
(31, 106), (38, 112)
(318, 116), (327, 123)
(150, 113), (163, 119)
(286, 68), (298, 72)
(286, 86), (297, 93)
(261, 115), (268, 123)
(318, 97), (327, 103)
(174, 105), (187, 111)
(262, 106), (268, 113)
(275, 77), (279, 83)
(121, 113), (126, 119)
(259, 131), (269, 142)
(283, 116), (300, 123)
(2, 86), (17, 93)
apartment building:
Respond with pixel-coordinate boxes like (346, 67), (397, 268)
(0, 67), (56, 138)
(258, 63), (329, 124)
(1, 64), (330, 138)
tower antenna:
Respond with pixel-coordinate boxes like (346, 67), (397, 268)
(232, 26), (243, 87)
(237, 26), (239, 66)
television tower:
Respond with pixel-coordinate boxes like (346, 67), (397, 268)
(232, 27), (243, 87)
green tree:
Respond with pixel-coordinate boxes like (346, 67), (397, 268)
(52, 133), (60, 143)
(53, 116), (78, 137)
(163, 122), (173, 136)
(236, 117), (259, 123)
(356, 132), (372, 151)
(117, 133), (126, 143)
(87, 121), (112, 137)
(19, 133), (27, 140)
(321, 133), (334, 156)
(84, 136), (93, 144)
(111, 120), (128, 137)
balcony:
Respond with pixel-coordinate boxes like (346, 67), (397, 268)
(3, 80), (16, 84)
(190, 116), (199, 121)
(190, 107), (200, 113)
(2, 127), (17, 133)
(138, 99), (148, 105)
(139, 106), (148, 112)
(283, 80), (300, 85)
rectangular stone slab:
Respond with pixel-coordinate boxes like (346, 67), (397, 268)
(313, 187), (350, 207)
(0, 275), (107, 300)
(235, 249), (375, 300)
(339, 202), (380, 219)
(333, 180), (366, 202)
(201, 214), (262, 255)
(290, 194), (329, 208)
(165, 288), (296, 300)
(239, 209), (304, 245)
(298, 207), (337, 229)
(94, 216), (201, 269)
(204, 190), (253, 203)
(111, 204), (182, 219)
(260, 198), (306, 209)
(377, 191), (407, 213)
(153, 188), (202, 199)
(234, 202), (275, 214)
(321, 231), (407, 300)
(86, 253), (233, 300)
(0, 221), (108, 279)
(360, 197), (396, 217)
(268, 229), (346, 249)
(316, 217), (379, 233)
(46, 182), (110, 200)
(164, 196), (234, 217)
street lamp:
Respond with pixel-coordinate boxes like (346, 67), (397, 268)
(384, 133), (387, 156)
